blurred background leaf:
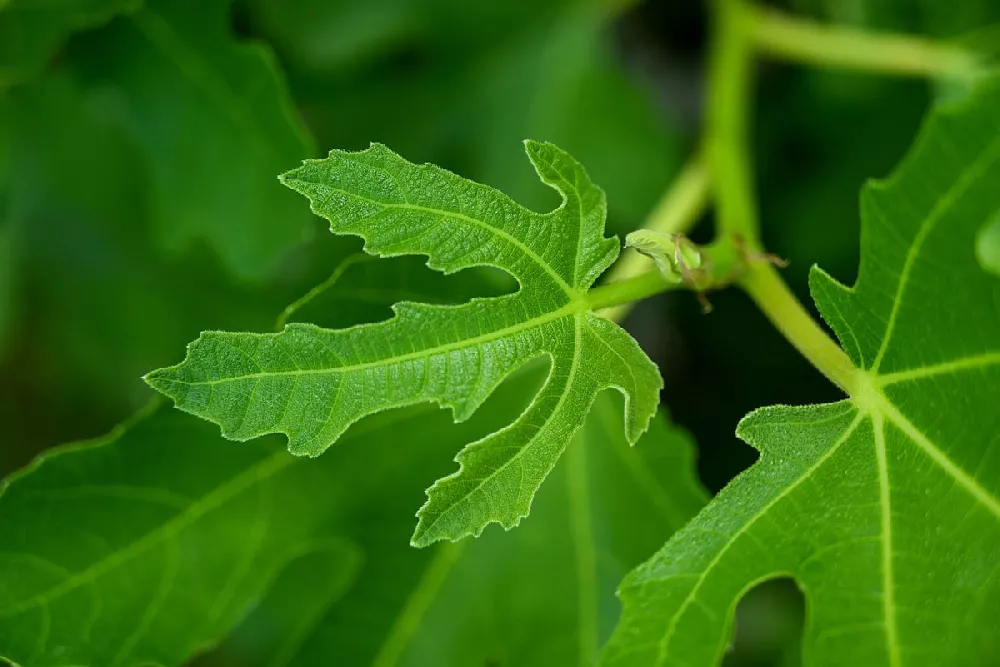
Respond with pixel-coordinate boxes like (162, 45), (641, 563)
(0, 68), (328, 469)
(238, 0), (685, 230)
(195, 388), (707, 667)
(789, 0), (1000, 36)
(0, 405), (360, 667)
(71, 0), (317, 280)
(0, 0), (138, 87)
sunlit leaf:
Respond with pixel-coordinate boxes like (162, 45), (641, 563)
(147, 141), (663, 546)
(604, 77), (1000, 666)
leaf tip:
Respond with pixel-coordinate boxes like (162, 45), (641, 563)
(143, 366), (179, 395)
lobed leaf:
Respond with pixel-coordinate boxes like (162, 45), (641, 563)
(604, 76), (1000, 666)
(147, 141), (663, 546)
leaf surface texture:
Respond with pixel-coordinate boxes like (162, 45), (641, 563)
(604, 77), (1000, 666)
(147, 141), (662, 545)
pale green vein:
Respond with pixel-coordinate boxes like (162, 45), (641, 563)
(209, 474), (273, 622)
(567, 426), (598, 666)
(0, 452), (293, 618)
(872, 412), (901, 667)
(19, 485), (193, 511)
(876, 352), (1000, 386)
(870, 130), (1000, 373)
(276, 253), (371, 330)
(370, 542), (466, 667)
(654, 414), (864, 666)
(874, 393), (1000, 519)
(301, 185), (576, 297)
(415, 314), (586, 540)
(110, 540), (179, 667)
(156, 304), (576, 387)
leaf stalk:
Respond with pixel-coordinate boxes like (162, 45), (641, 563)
(600, 151), (710, 322)
(748, 4), (980, 79)
(740, 263), (858, 393)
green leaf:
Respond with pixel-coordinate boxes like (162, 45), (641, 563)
(146, 141), (662, 546)
(0, 372), (705, 666)
(73, 0), (314, 280)
(200, 391), (707, 667)
(0, 404), (359, 667)
(604, 77), (1000, 665)
(0, 0), (138, 87)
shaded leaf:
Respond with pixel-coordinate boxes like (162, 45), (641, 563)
(604, 75), (1000, 666)
(0, 405), (353, 667)
(75, 0), (315, 279)
(0, 69), (331, 463)
(0, 0), (138, 87)
(200, 391), (707, 667)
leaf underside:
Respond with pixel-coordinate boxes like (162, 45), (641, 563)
(604, 76), (1000, 666)
(146, 140), (662, 546)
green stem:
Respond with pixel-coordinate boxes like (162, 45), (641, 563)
(707, 0), (760, 245)
(741, 263), (857, 393)
(587, 271), (682, 314)
(600, 151), (710, 322)
(748, 4), (979, 78)
(709, 0), (858, 392)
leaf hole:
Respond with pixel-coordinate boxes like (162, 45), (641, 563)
(724, 577), (805, 667)
(279, 253), (516, 330)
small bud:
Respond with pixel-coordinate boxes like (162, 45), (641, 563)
(625, 230), (703, 284)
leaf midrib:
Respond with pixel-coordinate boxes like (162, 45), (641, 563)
(414, 313), (587, 543)
(863, 386), (1000, 519)
(156, 301), (581, 387)
(869, 125), (1000, 373)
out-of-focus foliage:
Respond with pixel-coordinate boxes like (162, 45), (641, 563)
(0, 0), (138, 86)
(791, 0), (1000, 37)
(71, 0), (317, 280)
(240, 0), (685, 230)
(201, 393), (706, 667)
